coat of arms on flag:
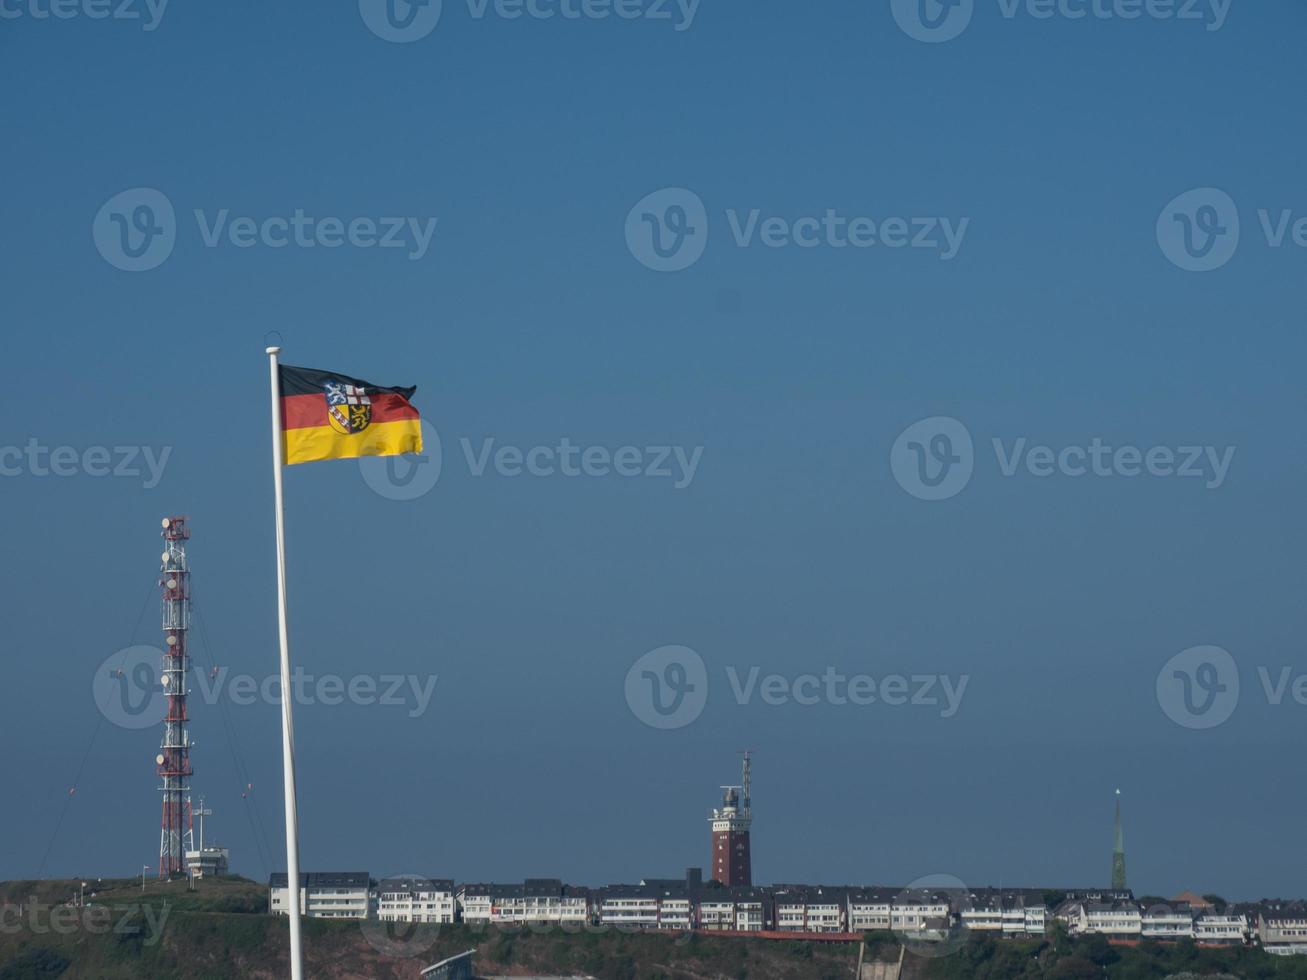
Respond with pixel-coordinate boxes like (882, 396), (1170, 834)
(324, 382), (372, 435)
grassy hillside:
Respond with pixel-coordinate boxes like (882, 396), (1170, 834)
(907, 930), (1307, 980)
(0, 877), (857, 980)
(10, 880), (1307, 980)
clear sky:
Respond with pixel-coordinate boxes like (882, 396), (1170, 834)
(2, 0), (1305, 901)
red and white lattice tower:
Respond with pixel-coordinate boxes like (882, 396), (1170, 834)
(157, 516), (194, 877)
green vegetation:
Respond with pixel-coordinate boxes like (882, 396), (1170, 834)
(0, 878), (857, 979)
(917, 927), (1307, 980)
(9, 879), (1307, 979)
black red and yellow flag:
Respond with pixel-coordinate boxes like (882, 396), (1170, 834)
(278, 364), (422, 465)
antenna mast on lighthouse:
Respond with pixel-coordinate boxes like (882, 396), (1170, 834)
(157, 516), (194, 877)
(740, 749), (752, 816)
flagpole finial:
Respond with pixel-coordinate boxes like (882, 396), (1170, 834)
(266, 346), (281, 355)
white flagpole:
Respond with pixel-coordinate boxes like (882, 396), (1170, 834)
(266, 345), (304, 980)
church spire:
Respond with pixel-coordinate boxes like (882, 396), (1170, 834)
(1111, 789), (1127, 890)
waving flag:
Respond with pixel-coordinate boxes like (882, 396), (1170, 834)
(278, 364), (422, 465)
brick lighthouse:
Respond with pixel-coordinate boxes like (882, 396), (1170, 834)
(710, 752), (753, 886)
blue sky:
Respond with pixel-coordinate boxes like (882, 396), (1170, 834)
(2, 0), (1306, 900)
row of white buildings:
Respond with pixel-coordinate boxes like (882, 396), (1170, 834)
(266, 873), (1307, 954)
(266, 873), (951, 934)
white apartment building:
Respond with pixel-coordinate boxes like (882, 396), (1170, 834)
(697, 898), (738, 931)
(598, 892), (660, 929)
(1022, 903), (1048, 936)
(458, 886), (493, 925)
(269, 872), (372, 919)
(961, 905), (1004, 933)
(658, 897), (693, 930)
(1194, 912), (1248, 943)
(1259, 907), (1307, 953)
(593, 883), (693, 930)
(459, 880), (589, 926)
(848, 892), (893, 932)
(773, 887), (848, 933)
(1058, 899), (1142, 937)
(697, 891), (767, 931)
(734, 898), (766, 931)
(959, 893), (1047, 937)
(1141, 905), (1194, 940)
(376, 877), (456, 924)
(892, 892), (953, 936)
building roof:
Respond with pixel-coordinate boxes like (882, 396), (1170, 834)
(696, 885), (771, 904)
(458, 880), (590, 900)
(771, 885), (851, 905)
(269, 871), (370, 889)
(1142, 904), (1195, 918)
(1258, 902), (1307, 922)
(1084, 900), (1142, 914)
(596, 882), (690, 902)
(958, 888), (1050, 910)
(376, 875), (455, 894)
